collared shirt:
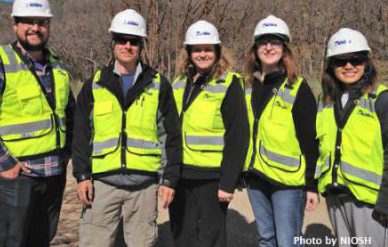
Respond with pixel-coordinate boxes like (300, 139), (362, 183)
(0, 44), (64, 177)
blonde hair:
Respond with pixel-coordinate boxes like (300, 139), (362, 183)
(243, 43), (298, 88)
(175, 45), (235, 79)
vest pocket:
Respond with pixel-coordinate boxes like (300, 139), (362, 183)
(258, 141), (302, 172)
(184, 132), (224, 152)
(93, 101), (117, 136)
(187, 94), (219, 130)
(17, 85), (43, 116)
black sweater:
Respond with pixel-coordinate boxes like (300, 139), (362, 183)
(247, 71), (319, 192)
(72, 61), (182, 188)
(179, 70), (250, 193)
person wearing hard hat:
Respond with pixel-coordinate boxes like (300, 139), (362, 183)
(316, 28), (388, 246)
(72, 9), (181, 247)
(0, 0), (75, 246)
(169, 20), (249, 247)
(242, 15), (319, 246)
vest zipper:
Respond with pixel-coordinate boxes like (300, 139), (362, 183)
(269, 88), (278, 119)
(121, 110), (127, 169)
(248, 117), (259, 171)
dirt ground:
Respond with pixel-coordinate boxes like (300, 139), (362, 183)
(51, 165), (334, 247)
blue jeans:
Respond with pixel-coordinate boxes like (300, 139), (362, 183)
(247, 176), (306, 247)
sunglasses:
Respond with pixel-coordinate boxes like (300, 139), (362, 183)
(114, 37), (141, 46)
(332, 56), (367, 67)
(16, 18), (50, 27)
(256, 39), (283, 48)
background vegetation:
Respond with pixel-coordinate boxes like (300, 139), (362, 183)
(1, 0), (388, 94)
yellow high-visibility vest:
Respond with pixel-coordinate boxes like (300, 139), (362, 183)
(315, 84), (387, 204)
(0, 45), (70, 158)
(90, 70), (162, 174)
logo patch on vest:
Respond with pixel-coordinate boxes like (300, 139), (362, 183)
(357, 109), (374, 119)
(274, 100), (288, 110)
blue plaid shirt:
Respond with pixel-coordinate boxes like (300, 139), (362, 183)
(0, 45), (64, 177)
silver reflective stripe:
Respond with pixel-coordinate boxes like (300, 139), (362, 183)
(148, 77), (160, 90)
(260, 145), (300, 168)
(186, 135), (224, 146)
(2, 45), (25, 73)
(0, 119), (51, 135)
(245, 88), (252, 95)
(172, 79), (186, 90)
(315, 156), (330, 177)
(92, 82), (101, 89)
(93, 138), (118, 154)
(278, 88), (296, 105)
(318, 102), (333, 112)
(59, 117), (66, 127)
(341, 161), (381, 186)
(204, 83), (228, 93)
(358, 98), (375, 113)
(127, 137), (159, 149)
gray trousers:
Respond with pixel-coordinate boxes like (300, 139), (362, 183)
(79, 180), (158, 247)
(326, 193), (388, 247)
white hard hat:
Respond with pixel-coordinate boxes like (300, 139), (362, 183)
(109, 9), (147, 37)
(184, 20), (221, 45)
(11, 0), (52, 18)
(326, 28), (371, 57)
(253, 15), (291, 42)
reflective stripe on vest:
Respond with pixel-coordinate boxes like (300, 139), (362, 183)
(249, 77), (306, 186)
(0, 45), (69, 158)
(91, 71), (162, 174)
(173, 71), (241, 168)
(315, 84), (387, 204)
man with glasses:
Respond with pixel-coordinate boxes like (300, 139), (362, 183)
(72, 9), (181, 246)
(0, 0), (74, 246)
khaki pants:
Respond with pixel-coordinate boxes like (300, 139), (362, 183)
(79, 181), (158, 247)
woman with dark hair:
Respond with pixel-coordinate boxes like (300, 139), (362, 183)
(243, 15), (319, 246)
(316, 28), (388, 246)
(169, 20), (249, 247)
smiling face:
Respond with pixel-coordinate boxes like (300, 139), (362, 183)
(190, 44), (216, 74)
(332, 53), (366, 85)
(256, 36), (284, 69)
(113, 34), (141, 66)
(13, 17), (50, 51)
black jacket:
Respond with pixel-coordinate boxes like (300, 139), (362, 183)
(246, 71), (319, 192)
(72, 61), (182, 188)
(179, 70), (250, 193)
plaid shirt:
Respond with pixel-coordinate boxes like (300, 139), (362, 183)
(0, 44), (64, 177)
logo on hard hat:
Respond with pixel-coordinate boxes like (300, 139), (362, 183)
(334, 40), (352, 46)
(262, 23), (278, 27)
(123, 20), (139, 26)
(196, 31), (211, 36)
(26, 2), (43, 8)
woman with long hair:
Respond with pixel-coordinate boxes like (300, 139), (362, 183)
(169, 20), (249, 247)
(243, 15), (319, 246)
(316, 28), (388, 246)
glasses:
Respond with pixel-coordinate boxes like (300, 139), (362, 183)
(256, 39), (283, 48)
(332, 56), (367, 67)
(114, 37), (141, 46)
(16, 18), (50, 27)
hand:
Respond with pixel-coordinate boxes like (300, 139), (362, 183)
(305, 191), (319, 211)
(77, 180), (93, 206)
(218, 189), (233, 203)
(0, 162), (30, 179)
(158, 185), (175, 209)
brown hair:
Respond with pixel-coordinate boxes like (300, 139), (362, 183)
(321, 52), (378, 104)
(243, 43), (298, 88)
(175, 45), (235, 79)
